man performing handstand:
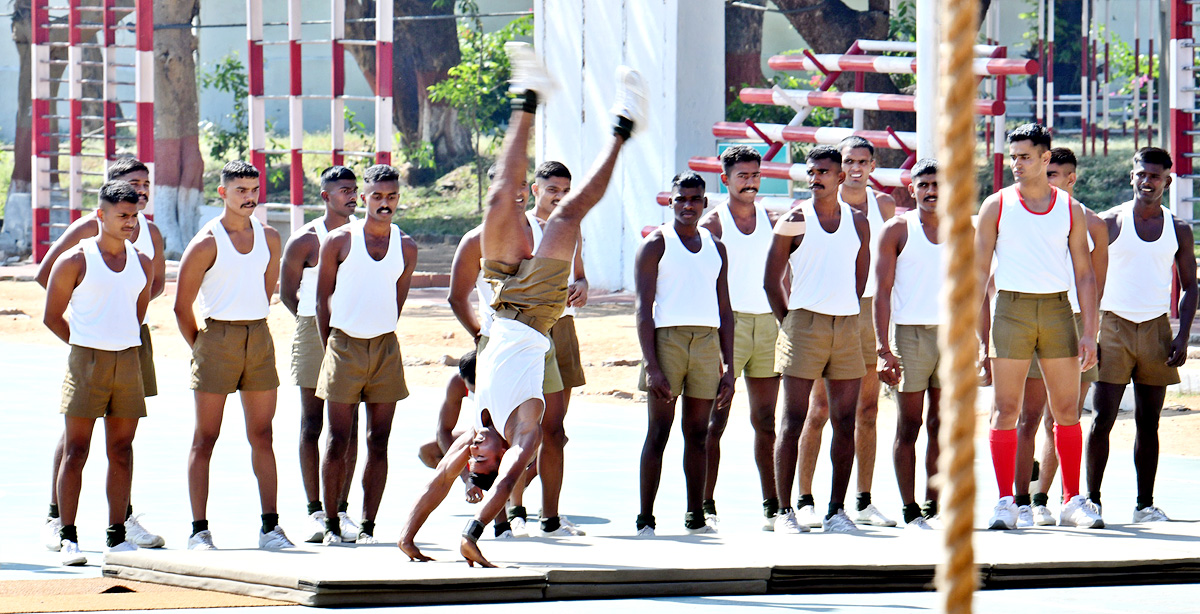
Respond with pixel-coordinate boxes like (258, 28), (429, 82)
(397, 44), (646, 567)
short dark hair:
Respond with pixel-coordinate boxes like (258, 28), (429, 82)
(99, 180), (139, 207)
(911, 158), (938, 179)
(363, 164), (400, 185)
(1048, 147), (1077, 168)
(671, 171), (706, 193)
(1006, 123), (1052, 150)
(319, 165), (357, 188)
(535, 161), (571, 182)
(468, 470), (498, 491)
(107, 158), (149, 181)
(221, 160), (259, 183)
(458, 350), (477, 387)
(719, 145), (762, 174)
(806, 145), (842, 165)
(1133, 147), (1173, 171)
(838, 136), (874, 158)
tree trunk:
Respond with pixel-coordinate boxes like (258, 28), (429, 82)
(153, 0), (204, 257)
(726, 0), (767, 105)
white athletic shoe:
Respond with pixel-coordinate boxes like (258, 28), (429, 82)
(774, 510), (808, 534)
(305, 511), (327, 543)
(494, 529), (515, 540)
(124, 514), (165, 548)
(822, 509), (858, 533)
(1132, 506), (1171, 523)
(686, 523), (717, 535)
(505, 42), (558, 100)
(258, 526), (295, 550)
(45, 517), (63, 552)
(105, 540), (138, 554)
(1059, 495), (1105, 529)
(905, 517), (934, 530)
(338, 512), (360, 542)
(855, 504), (897, 527)
(187, 530), (216, 550)
(988, 496), (1018, 530)
(635, 525), (656, 537)
(322, 531), (351, 547)
(356, 532), (379, 545)
(795, 504), (823, 528)
(509, 517), (529, 537)
(704, 513), (720, 527)
(609, 66), (649, 137)
(1031, 504), (1056, 526)
(61, 539), (87, 566)
(1016, 505), (1034, 528)
(559, 516), (586, 535)
(762, 513), (776, 532)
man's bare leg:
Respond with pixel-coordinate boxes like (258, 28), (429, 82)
(852, 371), (890, 525)
(188, 391), (227, 522)
(104, 417), (138, 529)
(704, 376), (779, 521)
(539, 389), (570, 530)
(1014, 377), (1047, 519)
(793, 383), (829, 524)
(241, 389), (280, 516)
(775, 376), (816, 514)
(360, 402), (398, 536)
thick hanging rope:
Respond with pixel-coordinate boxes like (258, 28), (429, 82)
(935, 0), (980, 613)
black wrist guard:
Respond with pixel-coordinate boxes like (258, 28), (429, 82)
(613, 115), (634, 139)
(511, 90), (539, 114)
(462, 519), (485, 543)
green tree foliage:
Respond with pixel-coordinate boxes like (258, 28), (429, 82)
(197, 52), (249, 161)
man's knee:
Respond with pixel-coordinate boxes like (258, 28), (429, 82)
(365, 429), (391, 454)
(246, 422), (274, 449)
(749, 407), (776, 436)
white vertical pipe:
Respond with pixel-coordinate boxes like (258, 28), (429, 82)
(1037, 0), (1045, 124)
(915, 0), (939, 158)
(1103, 0), (1110, 148)
(1047, 0), (1055, 131)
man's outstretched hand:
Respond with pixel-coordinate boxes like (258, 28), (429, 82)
(460, 537), (497, 568)
(399, 539), (434, 562)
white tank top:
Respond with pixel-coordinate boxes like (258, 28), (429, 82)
(788, 201), (862, 316)
(714, 202), (773, 314)
(892, 212), (943, 326)
(653, 225), (722, 328)
(993, 185), (1074, 294)
(329, 220), (407, 338)
(475, 270), (496, 338)
(198, 215), (271, 321)
(1066, 217), (1096, 313)
(295, 215), (355, 318)
(527, 211), (577, 317)
(839, 189), (885, 298)
(1100, 204), (1178, 322)
(68, 238), (145, 351)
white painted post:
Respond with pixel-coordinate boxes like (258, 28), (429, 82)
(915, 0), (939, 158)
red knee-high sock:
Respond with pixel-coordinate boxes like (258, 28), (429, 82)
(989, 428), (1018, 498)
(1053, 422), (1083, 502)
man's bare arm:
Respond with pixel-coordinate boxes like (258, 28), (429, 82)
(713, 239), (735, 406)
(173, 234), (217, 347)
(852, 210), (870, 299)
(136, 253), (153, 324)
(263, 225), (283, 301)
(765, 206), (804, 322)
(634, 233), (669, 399)
(1169, 217), (1198, 367)
(1067, 202), (1098, 370)
(279, 232), (316, 316)
(567, 238), (588, 308)
(398, 432), (473, 561)
(36, 216), (98, 288)
(315, 231), (350, 346)
(43, 250), (85, 344)
(874, 190), (897, 221)
(147, 221), (167, 300)
(447, 229), (484, 339)
(1085, 210), (1110, 301)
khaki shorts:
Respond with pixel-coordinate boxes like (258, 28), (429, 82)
(892, 324), (941, 393)
(550, 315), (586, 389)
(316, 328), (409, 404)
(1097, 312), (1181, 387)
(138, 323), (157, 397)
(1027, 313), (1099, 383)
(775, 309), (866, 381)
(483, 256), (571, 336)
(990, 291), (1078, 360)
(638, 326), (722, 399)
(190, 319), (280, 394)
(478, 334), (563, 394)
(733, 311), (779, 379)
(291, 315), (324, 389)
(858, 296), (877, 369)
(61, 345), (147, 419)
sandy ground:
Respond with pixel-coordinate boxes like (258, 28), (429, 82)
(3, 278), (1200, 457)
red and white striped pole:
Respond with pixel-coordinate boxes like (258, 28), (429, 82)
(1168, 0), (1195, 222)
(31, 0), (52, 262)
(1081, 0), (1090, 155)
(288, 0), (304, 231)
(767, 54), (1036, 76)
(247, 0), (267, 222)
(68, 0), (83, 222)
(712, 122), (917, 151)
(1134, 0), (1141, 149)
(1036, 0), (1045, 125)
(1046, 0), (1055, 132)
(330, 1), (345, 167)
(135, 0), (154, 217)
(739, 88), (1005, 116)
(688, 156), (912, 188)
(102, 0), (116, 165)
(1147, 2), (1156, 146)
(375, 0), (393, 165)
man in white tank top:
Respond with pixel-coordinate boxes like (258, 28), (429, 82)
(1016, 147), (1109, 526)
(175, 160), (293, 550)
(398, 48), (645, 567)
(43, 182), (153, 565)
(314, 164), (419, 545)
(874, 159), (941, 530)
(1086, 148), (1196, 523)
(700, 145), (783, 531)
(975, 124), (1101, 530)
(796, 136), (898, 529)
(279, 165), (361, 543)
(635, 172), (734, 537)
(765, 146), (871, 534)
(36, 158), (166, 551)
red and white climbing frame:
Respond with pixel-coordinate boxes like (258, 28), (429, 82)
(1170, 0), (1197, 223)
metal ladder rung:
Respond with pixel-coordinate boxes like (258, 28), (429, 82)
(299, 149), (334, 155)
(256, 95), (288, 100)
(341, 95), (374, 102)
(258, 149), (290, 155)
(341, 151), (376, 158)
(339, 39), (379, 46)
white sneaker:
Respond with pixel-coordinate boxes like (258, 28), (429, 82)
(559, 516), (585, 534)
(305, 511), (327, 543)
(821, 509), (858, 533)
(60, 540), (87, 566)
(322, 531), (351, 547)
(543, 521), (586, 537)
(495, 529), (515, 540)
(1132, 505), (1171, 523)
(704, 513), (720, 527)
(504, 42), (558, 99)
(258, 525), (295, 550)
(686, 523), (717, 535)
(635, 525), (656, 537)
(105, 540), (138, 554)
(45, 517), (63, 552)
(1016, 505), (1034, 528)
(187, 530), (216, 550)
(510, 516), (529, 537)
(905, 517), (934, 530)
(795, 504), (823, 528)
(1059, 495), (1105, 529)
(774, 510), (809, 534)
(988, 496), (1018, 530)
(338, 512), (360, 542)
(124, 515), (165, 548)
(855, 504), (897, 527)
(762, 514), (776, 532)
(356, 532), (379, 545)
(610, 66), (648, 136)
(1031, 504), (1056, 526)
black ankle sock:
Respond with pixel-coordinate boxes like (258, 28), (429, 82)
(191, 520), (208, 537)
(107, 524), (126, 548)
(902, 503), (922, 524)
(796, 494), (815, 509)
(541, 516), (561, 532)
(1089, 491), (1102, 507)
(702, 499), (717, 516)
(60, 524), (78, 543)
(307, 501), (323, 515)
(337, 501), (349, 514)
(1031, 492), (1049, 508)
(326, 516), (340, 535)
(507, 506), (528, 522)
(1014, 494), (1032, 507)
(636, 514), (655, 530)
(1136, 497), (1153, 510)
(763, 497), (779, 518)
(494, 520), (512, 537)
(126, 505), (134, 521)
(613, 115), (634, 139)
(360, 519), (375, 537)
(683, 511), (706, 530)
(826, 502), (844, 520)
(922, 500), (939, 519)
(261, 513), (279, 534)
(48, 504), (60, 519)
(855, 493), (872, 511)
